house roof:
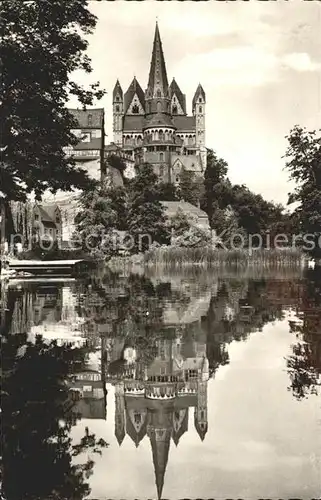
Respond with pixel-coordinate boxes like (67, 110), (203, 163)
(124, 77), (145, 113)
(171, 154), (202, 171)
(69, 108), (104, 129)
(161, 201), (208, 219)
(170, 79), (186, 114)
(172, 115), (195, 131)
(35, 203), (60, 223)
(123, 115), (145, 132)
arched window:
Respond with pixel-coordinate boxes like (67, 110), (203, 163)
(159, 130), (164, 141)
(199, 106), (202, 113)
(199, 97), (202, 103)
(160, 152), (164, 162)
(87, 114), (92, 126)
(157, 101), (162, 113)
(137, 136), (142, 146)
(157, 89), (162, 97)
(132, 104), (139, 114)
(154, 130), (159, 141)
(188, 135), (193, 145)
(115, 105), (120, 113)
(116, 96), (120, 102)
(172, 105), (178, 114)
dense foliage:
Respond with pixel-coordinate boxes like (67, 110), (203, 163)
(285, 126), (321, 259)
(127, 163), (170, 251)
(1, 332), (108, 500)
(0, 0), (104, 201)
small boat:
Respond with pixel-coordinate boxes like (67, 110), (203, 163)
(0, 269), (33, 279)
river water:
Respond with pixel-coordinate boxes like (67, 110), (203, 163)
(2, 267), (321, 500)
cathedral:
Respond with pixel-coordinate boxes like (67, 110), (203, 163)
(112, 22), (207, 184)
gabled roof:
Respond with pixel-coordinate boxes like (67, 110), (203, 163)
(69, 108), (104, 129)
(192, 84), (206, 109)
(35, 203), (60, 223)
(113, 79), (123, 100)
(146, 22), (169, 98)
(171, 154), (202, 172)
(170, 78), (186, 114)
(124, 77), (145, 114)
(172, 115), (195, 131)
(73, 137), (102, 150)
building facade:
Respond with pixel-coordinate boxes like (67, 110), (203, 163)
(112, 22), (207, 184)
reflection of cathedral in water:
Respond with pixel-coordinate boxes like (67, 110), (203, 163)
(104, 334), (209, 500)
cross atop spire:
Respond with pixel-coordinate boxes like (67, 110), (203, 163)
(146, 22), (169, 99)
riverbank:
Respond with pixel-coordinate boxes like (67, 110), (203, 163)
(108, 247), (306, 272)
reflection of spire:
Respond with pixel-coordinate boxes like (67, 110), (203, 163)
(172, 408), (188, 446)
(148, 407), (173, 500)
(115, 383), (126, 445)
(194, 380), (208, 441)
(125, 403), (147, 447)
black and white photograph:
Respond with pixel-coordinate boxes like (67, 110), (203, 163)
(1, 1), (321, 499)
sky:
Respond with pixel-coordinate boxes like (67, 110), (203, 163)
(71, 0), (321, 205)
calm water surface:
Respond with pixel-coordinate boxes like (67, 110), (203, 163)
(2, 268), (321, 500)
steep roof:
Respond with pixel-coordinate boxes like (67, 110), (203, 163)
(192, 83), (206, 109)
(146, 22), (169, 98)
(123, 115), (145, 132)
(124, 77), (145, 113)
(69, 108), (104, 129)
(113, 79), (123, 100)
(170, 78), (186, 114)
(172, 115), (196, 131)
(35, 203), (60, 223)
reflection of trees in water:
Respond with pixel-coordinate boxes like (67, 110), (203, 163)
(77, 271), (176, 368)
(1, 332), (107, 500)
(286, 270), (321, 400)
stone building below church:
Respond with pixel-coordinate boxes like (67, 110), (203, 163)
(112, 22), (207, 184)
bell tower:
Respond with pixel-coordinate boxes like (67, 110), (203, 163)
(193, 83), (206, 171)
(113, 79), (123, 146)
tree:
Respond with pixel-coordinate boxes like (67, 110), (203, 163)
(284, 125), (321, 259)
(0, 0), (104, 202)
(178, 168), (204, 207)
(1, 333), (108, 500)
(127, 164), (170, 251)
(157, 182), (179, 201)
(75, 185), (118, 258)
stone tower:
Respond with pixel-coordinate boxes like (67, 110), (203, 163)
(193, 83), (207, 171)
(113, 80), (123, 146)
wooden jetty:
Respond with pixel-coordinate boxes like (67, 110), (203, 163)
(8, 259), (91, 279)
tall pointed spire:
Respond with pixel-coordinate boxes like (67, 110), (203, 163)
(146, 22), (169, 99)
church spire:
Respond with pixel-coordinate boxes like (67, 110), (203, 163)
(146, 22), (169, 99)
